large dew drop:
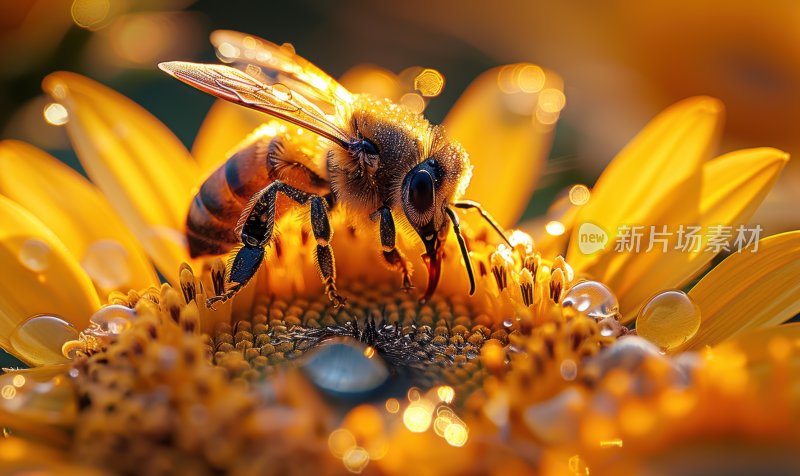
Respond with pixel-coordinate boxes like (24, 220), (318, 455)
(18, 238), (51, 273)
(636, 290), (701, 352)
(561, 280), (619, 321)
(81, 239), (131, 291)
(9, 315), (78, 365)
(89, 304), (135, 336)
(303, 338), (389, 395)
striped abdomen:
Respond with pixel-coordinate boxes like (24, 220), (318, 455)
(186, 135), (273, 257)
(186, 128), (331, 257)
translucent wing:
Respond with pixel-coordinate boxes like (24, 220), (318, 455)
(211, 30), (353, 108)
(159, 61), (354, 148)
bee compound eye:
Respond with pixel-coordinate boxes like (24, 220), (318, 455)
(409, 169), (434, 214)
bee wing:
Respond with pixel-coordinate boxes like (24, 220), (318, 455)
(159, 61), (354, 148)
(210, 30), (352, 108)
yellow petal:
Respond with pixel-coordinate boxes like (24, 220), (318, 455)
(192, 99), (265, 177)
(0, 196), (99, 356)
(682, 231), (800, 350)
(444, 64), (561, 228)
(712, 323), (800, 371)
(567, 96), (723, 275)
(710, 324), (800, 396)
(42, 72), (199, 281)
(0, 141), (159, 296)
(699, 148), (789, 225)
(613, 148), (788, 320)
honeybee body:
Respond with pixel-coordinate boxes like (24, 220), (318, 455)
(187, 124), (329, 256)
(162, 31), (505, 307)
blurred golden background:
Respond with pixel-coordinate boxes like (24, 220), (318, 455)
(1, 0), (797, 232)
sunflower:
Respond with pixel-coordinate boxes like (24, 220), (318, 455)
(0, 38), (798, 475)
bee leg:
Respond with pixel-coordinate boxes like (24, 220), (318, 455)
(310, 195), (347, 309)
(209, 180), (340, 307)
(377, 206), (413, 291)
(453, 200), (512, 245)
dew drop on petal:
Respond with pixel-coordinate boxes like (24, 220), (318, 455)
(9, 315), (78, 365)
(561, 280), (619, 321)
(272, 83), (292, 102)
(636, 290), (701, 352)
(81, 239), (131, 291)
(89, 304), (135, 336)
(18, 239), (51, 272)
(503, 318), (514, 328)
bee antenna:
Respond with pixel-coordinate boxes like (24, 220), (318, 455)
(445, 207), (476, 295)
(453, 200), (511, 246)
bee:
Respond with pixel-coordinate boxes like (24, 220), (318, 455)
(159, 30), (509, 308)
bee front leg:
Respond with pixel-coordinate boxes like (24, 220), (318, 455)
(377, 206), (413, 291)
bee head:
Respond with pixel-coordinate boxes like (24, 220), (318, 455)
(401, 158), (451, 302)
(399, 129), (476, 303)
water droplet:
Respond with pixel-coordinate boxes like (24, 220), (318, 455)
(560, 359), (578, 381)
(303, 338), (389, 394)
(88, 304), (135, 337)
(561, 280), (619, 321)
(583, 336), (689, 392)
(18, 239), (51, 272)
(81, 239), (131, 291)
(503, 318), (514, 328)
(636, 290), (701, 352)
(9, 315), (77, 365)
(272, 83), (292, 101)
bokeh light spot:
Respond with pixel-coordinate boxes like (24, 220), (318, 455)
(71, 0), (110, 30)
(414, 68), (445, 97)
(569, 184), (591, 205)
(546, 220), (566, 236)
(43, 103), (69, 126)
